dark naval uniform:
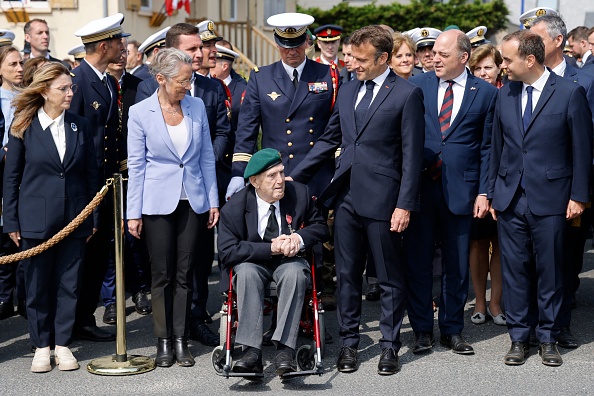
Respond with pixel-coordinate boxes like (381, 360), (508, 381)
(232, 59), (336, 198)
(132, 63), (151, 81)
(69, 59), (123, 333)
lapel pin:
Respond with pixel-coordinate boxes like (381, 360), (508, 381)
(385, 85), (389, 89)
(267, 92), (281, 101)
(470, 86), (476, 91)
(71, 123), (78, 132)
(91, 101), (101, 110)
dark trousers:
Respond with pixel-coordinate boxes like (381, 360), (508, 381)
(190, 226), (214, 322)
(143, 200), (208, 338)
(334, 189), (406, 350)
(556, 209), (590, 328)
(498, 189), (564, 343)
(22, 236), (86, 347)
(404, 178), (471, 335)
(75, 205), (113, 328)
(0, 230), (22, 303)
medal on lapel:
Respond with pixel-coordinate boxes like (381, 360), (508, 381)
(267, 92), (281, 101)
(91, 101), (101, 110)
(308, 82), (328, 93)
(71, 123), (78, 132)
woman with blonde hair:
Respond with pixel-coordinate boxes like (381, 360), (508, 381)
(389, 32), (417, 80)
(3, 62), (98, 373)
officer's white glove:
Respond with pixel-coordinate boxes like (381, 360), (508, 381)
(226, 176), (246, 201)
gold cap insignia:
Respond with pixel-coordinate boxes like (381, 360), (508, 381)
(267, 92), (281, 101)
(477, 28), (484, 37)
(327, 28), (332, 35)
(421, 29), (429, 38)
(207, 21), (214, 31)
(91, 101), (101, 110)
(536, 9), (546, 17)
(286, 27), (297, 34)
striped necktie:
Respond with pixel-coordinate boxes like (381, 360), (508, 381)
(438, 80), (454, 138)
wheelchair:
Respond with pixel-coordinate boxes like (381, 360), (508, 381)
(211, 258), (326, 379)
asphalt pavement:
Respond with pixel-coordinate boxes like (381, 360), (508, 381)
(3, 246), (594, 395)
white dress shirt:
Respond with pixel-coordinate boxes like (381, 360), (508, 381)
(166, 120), (189, 199)
(354, 66), (391, 108)
(256, 193), (281, 240)
(522, 67), (550, 117)
(438, 70), (467, 124)
(38, 107), (66, 162)
(551, 59), (567, 78)
(282, 58), (307, 83)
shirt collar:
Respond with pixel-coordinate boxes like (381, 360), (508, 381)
(255, 191), (280, 212)
(37, 107), (65, 130)
(282, 58), (307, 80)
(523, 67), (550, 92)
(440, 69), (468, 87)
(367, 66), (391, 87)
(223, 75), (232, 86)
(551, 59), (567, 78)
(84, 59), (107, 81)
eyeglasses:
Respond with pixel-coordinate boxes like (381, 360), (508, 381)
(175, 74), (196, 88)
(51, 84), (78, 94)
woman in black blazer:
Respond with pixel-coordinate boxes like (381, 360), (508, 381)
(3, 63), (98, 373)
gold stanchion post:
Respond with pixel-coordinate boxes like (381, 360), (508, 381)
(87, 173), (156, 375)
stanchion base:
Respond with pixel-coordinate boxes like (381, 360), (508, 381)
(87, 355), (156, 376)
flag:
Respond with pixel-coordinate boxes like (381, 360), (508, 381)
(165, 0), (191, 16)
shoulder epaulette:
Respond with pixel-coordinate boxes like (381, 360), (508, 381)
(70, 72), (76, 77)
(253, 66), (259, 73)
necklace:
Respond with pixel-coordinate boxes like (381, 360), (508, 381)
(160, 105), (180, 115)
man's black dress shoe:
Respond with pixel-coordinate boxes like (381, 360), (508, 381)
(504, 342), (529, 365)
(17, 300), (26, 319)
(556, 327), (578, 349)
(189, 322), (219, 346)
(440, 334), (474, 354)
(0, 301), (14, 320)
(233, 347), (263, 374)
(365, 282), (380, 302)
(377, 347), (400, 375)
(73, 325), (116, 342)
(102, 303), (116, 325)
(155, 337), (174, 367)
(336, 346), (358, 373)
(412, 332), (435, 354)
(173, 336), (195, 367)
(133, 291), (151, 315)
(539, 342), (563, 366)
(275, 346), (296, 376)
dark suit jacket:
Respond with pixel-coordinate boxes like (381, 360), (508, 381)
(233, 59), (336, 197)
(339, 67), (354, 85)
(119, 72), (142, 140)
(3, 112), (99, 239)
(488, 72), (593, 215)
(132, 64), (151, 81)
(217, 182), (329, 270)
(228, 69), (247, 135)
(70, 60), (122, 178)
(136, 73), (232, 166)
(563, 64), (594, 124)
(291, 70), (425, 221)
(409, 70), (498, 215)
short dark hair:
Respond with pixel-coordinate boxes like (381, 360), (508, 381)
(349, 25), (393, 63)
(166, 23), (199, 49)
(587, 26), (594, 39)
(502, 30), (545, 65)
(568, 26), (589, 41)
(24, 18), (47, 35)
(343, 36), (351, 46)
(128, 39), (141, 50)
(454, 30), (472, 59)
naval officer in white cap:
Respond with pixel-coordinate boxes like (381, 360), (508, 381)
(69, 13), (129, 343)
(135, 26), (170, 81)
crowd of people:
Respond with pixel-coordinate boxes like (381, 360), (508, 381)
(0, 5), (594, 378)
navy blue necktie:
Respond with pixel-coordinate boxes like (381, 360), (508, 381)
(355, 81), (375, 131)
(263, 205), (279, 243)
(522, 86), (533, 132)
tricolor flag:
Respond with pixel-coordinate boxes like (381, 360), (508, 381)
(165, 0), (191, 16)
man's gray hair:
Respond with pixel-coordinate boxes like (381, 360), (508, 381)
(532, 15), (567, 43)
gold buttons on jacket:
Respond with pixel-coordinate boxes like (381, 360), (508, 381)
(309, 117), (314, 121)
(289, 154), (294, 159)
(309, 129), (313, 134)
(288, 142), (293, 147)
(310, 142), (314, 146)
(287, 130), (292, 135)
(285, 118), (290, 123)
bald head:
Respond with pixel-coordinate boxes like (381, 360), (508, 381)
(432, 29), (471, 80)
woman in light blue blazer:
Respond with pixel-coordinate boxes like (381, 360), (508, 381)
(127, 48), (219, 368)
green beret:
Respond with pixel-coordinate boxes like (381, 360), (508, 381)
(244, 148), (283, 178)
(443, 25), (461, 31)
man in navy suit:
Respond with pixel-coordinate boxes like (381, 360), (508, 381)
(290, 25), (425, 375)
(489, 30), (592, 367)
(530, 15), (594, 350)
(568, 26), (594, 68)
(406, 29), (497, 355)
(69, 13), (130, 343)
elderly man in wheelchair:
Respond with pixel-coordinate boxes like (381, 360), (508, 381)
(218, 149), (329, 377)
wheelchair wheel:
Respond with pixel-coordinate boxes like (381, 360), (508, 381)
(296, 345), (315, 371)
(219, 307), (229, 346)
(211, 346), (225, 374)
